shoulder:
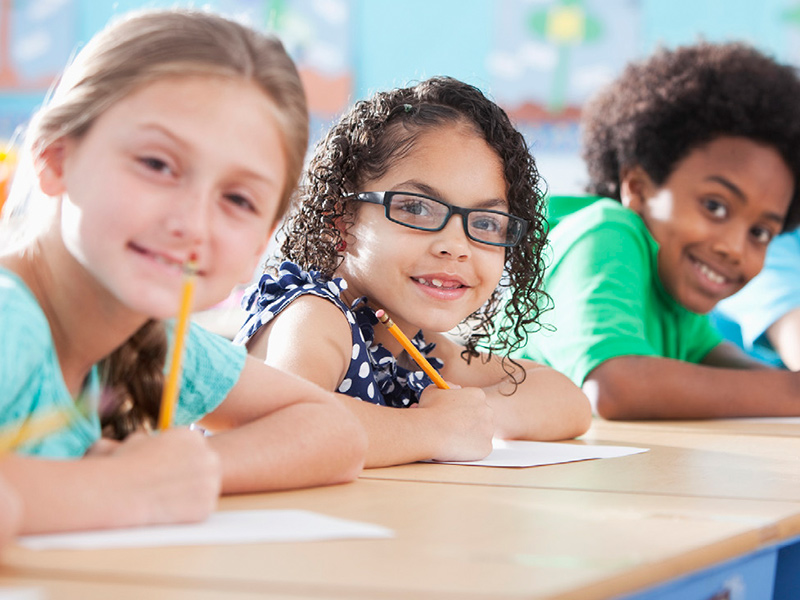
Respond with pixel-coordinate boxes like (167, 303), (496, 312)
(551, 197), (649, 240)
(547, 199), (654, 273)
(235, 261), (349, 346)
(268, 292), (353, 346)
(0, 268), (53, 373)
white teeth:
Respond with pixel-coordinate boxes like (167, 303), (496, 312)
(415, 277), (461, 289)
(698, 262), (726, 284)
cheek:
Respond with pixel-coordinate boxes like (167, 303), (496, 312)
(481, 249), (507, 288)
(217, 226), (268, 282)
(743, 250), (768, 284)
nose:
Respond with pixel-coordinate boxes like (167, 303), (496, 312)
(711, 225), (747, 264)
(165, 187), (211, 245)
(431, 214), (471, 261)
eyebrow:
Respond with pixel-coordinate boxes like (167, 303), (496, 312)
(706, 175), (785, 225)
(394, 180), (509, 210)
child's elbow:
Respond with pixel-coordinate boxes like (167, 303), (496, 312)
(327, 415), (368, 484)
(584, 377), (631, 421)
(572, 398), (593, 436)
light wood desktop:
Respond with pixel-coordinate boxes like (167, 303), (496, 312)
(3, 477), (799, 600)
(591, 416), (800, 438)
(362, 418), (800, 504)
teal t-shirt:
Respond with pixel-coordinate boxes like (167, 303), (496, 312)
(514, 196), (722, 385)
(0, 267), (247, 458)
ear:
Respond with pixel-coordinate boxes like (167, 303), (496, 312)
(619, 165), (656, 214)
(34, 139), (69, 197)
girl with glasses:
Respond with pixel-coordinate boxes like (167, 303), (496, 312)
(235, 77), (591, 468)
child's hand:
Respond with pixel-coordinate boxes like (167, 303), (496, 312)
(417, 386), (494, 462)
(110, 428), (222, 526)
(84, 437), (121, 456)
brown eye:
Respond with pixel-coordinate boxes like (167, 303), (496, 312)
(225, 193), (257, 213)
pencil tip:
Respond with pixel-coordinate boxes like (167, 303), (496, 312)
(184, 253), (199, 276)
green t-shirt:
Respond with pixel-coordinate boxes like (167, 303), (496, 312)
(0, 267), (247, 458)
(514, 196), (722, 385)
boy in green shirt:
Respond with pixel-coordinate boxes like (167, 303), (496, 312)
(515, 42), (800, 419)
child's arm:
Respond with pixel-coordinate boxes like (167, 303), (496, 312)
(246, 295), (494, 468)
(0, 473), (21, 549)
(767, 308), (800, 371)
(0, 429), (220, 534)
(197, 356), (367, 493)
(430, 334), (592, 440)
(584, 344), (800, 420)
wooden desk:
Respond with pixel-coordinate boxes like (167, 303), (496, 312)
(362, 419), (800, 503)
(592, 416), (800, 438)
(0, 575), (282, 600)
(3, 478), (799, 600)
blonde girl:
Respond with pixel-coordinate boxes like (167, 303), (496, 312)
(0, 9), (365, 534)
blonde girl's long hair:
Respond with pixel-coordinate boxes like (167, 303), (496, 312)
(4, 9), (309, 438)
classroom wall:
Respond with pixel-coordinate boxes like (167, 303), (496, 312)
(2, 0), (800, 197)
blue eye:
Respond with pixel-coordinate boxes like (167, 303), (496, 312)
(396, 199), (432, 216)
(471, 215), (503, 233)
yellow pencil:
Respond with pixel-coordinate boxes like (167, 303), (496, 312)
(158, 254), (198, 430)
(375, 309), (449, 390)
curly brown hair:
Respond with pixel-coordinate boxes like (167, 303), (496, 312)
(582, 41), (800, 231)
(279, 76), (549, 373)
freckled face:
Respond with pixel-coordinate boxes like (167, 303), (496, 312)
(623, 136), (794, 314)
(337, 124), (509, 335)
(49, 76), (287, 319)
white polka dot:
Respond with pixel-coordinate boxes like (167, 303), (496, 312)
(338, 379), (352, 393)
(327, 281), (339, 295)
(367, 383), (374, 398)
(358, 362), (370, 378)
(340, 279), (348, 289)
(286, 283), (297, 290)
(351, 344), (360, 360)
(303, 283), (315, 289)
(346, 312), (356, 324)
(259, 310), (274, 324)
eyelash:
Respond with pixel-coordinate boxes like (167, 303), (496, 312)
(138, 156), (173, 175)
(225, 193), (257, 214)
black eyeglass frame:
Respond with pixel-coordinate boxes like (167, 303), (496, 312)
(348, 191), (529, 248)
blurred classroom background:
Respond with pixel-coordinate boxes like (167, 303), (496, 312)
(4, 0), (800, 201)
(2, 0), (800, 334)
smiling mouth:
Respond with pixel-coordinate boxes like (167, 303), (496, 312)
(413, 277), (465, 290)
(130, 243), (195, 273)
(690, 257), (731, 286)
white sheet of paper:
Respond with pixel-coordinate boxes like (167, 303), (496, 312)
(428, 439), (648, 467)
(17, 509), (393, 551)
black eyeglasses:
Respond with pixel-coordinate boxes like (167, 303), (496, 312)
(349, 191), (529, 248)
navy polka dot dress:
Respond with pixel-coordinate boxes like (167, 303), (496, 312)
(235, 261), (443, 407)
